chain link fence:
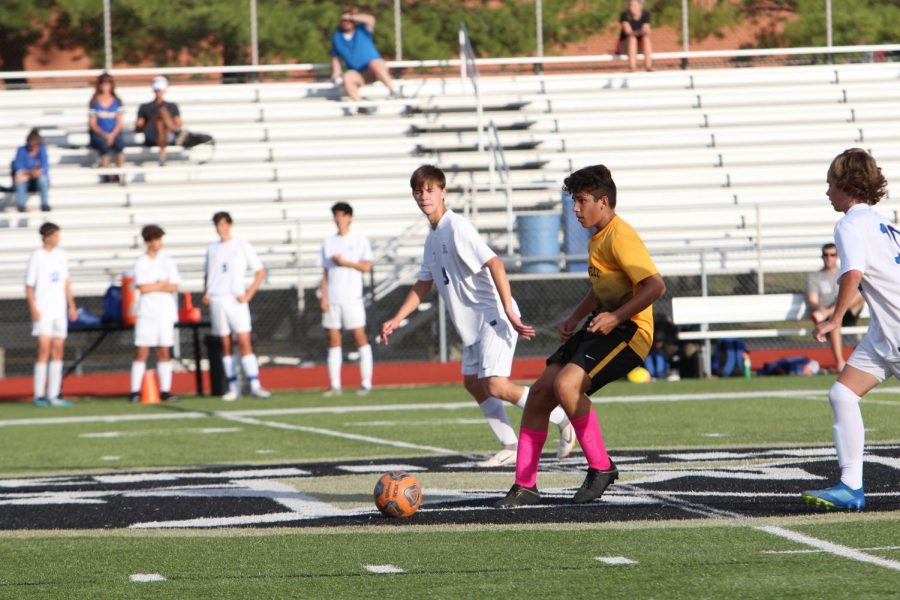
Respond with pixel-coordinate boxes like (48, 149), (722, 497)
(0, 242), (863, 380)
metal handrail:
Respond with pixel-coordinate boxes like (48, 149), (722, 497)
(1, 44), (897, 81)
(458, 22), (485, 153)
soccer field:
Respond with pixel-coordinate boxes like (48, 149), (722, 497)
(1, 376), (898, 598)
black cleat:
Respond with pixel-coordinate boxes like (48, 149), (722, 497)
(572, 461), (618, 504)
(129, 392), (140, 403)
(494, 484), (541, 508)
(161, 392), (179, 402)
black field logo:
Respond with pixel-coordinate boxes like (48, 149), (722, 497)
(0, 445), (897, 530)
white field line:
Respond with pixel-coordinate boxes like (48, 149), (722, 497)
(594, 556), (637, 565)
(763, 545), (900, 555)
(620, 483), (900, 572)
(0, 387), (895, 431)
(364, 565), (406, 574)
(216, 413), (458, 454)
(130, 573), (166, 582)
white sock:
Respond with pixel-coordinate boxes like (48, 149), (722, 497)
(359, 344), (373, 389)
(515, 385), (529, 408)
(514, 385), (570, 429)
(241, 354), (262, 392)
(131, 361), (146, 394)
(47, 360), (64, 399)
(549, 406), (571, 429)
(33, 362), (48, 399)
(327, 347), (342, 391)
(222, 355), (239, 394)
(157, 360), (173, 393)
(829, 381), (865, 490)
(478, 396), (518, 447)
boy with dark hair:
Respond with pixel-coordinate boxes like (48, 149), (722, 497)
(382, 165), (576, 467)
(803, 148), (896, 511)
(496, 164), (666, 507)
(130, 224), (181, 402)
(321, 202), (374, 396)
(204, 211), (270, 401)
(25, 222), (77, 407)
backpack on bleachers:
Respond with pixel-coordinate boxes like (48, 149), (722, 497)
(644, 349), (668, 380)
(101, 285), (122, 324)
(711, 338), (746, 377)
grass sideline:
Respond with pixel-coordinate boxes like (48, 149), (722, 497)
(0, 375), (898, 597)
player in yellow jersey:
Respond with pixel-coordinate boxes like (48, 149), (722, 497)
(496, 164), (666, 507)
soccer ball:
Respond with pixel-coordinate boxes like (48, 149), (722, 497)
(626, 366), (652, 384)
(374, 472), (422, 518)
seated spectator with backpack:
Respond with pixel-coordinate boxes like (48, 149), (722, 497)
(135, 76), (212, 166)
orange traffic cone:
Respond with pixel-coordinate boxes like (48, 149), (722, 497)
(140, 370), (161, 404)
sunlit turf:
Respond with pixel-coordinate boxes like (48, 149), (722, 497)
(0, 376), (898, 474)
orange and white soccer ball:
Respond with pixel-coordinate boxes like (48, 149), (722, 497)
(374, 472), (422, 518)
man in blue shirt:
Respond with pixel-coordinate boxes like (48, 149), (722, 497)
(12, 128), (50, 212)
(330, 7), (399, 110)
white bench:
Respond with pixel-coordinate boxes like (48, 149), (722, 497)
(672, 293), (869, 376)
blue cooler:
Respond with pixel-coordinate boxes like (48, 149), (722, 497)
(516, 213), (560, 274)
(562, 192), (593, 272)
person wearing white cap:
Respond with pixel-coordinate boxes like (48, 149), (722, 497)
(135, 75), (184, 165)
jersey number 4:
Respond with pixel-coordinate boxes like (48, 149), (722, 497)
(222, 263), (229, 273)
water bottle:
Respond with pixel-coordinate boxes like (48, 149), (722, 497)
(742, 352), (752, 379)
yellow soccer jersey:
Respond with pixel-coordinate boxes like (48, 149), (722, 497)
(587, 215), (659, 358)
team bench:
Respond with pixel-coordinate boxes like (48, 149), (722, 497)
(672, 293), (869, 375)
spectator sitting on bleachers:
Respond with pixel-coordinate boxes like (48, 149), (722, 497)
(136, 76), (184, 166)
(806, 242), (865, 372)
(12, 128), (50, 212)
(619, 0), (653, 72)
(330, 6), (400, 113)
(88, 73), (125, 183)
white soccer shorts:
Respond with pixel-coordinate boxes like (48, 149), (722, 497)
(209, 296), (253, 336)
(847, 333), (900, 383)
(461, 318), (518, 379)
(134, 316), (176, 348)
(32, 316), (67, 339)
(322, 299), (366, 331)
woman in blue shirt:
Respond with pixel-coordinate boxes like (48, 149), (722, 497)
(12, 128), (50, 212)
(88, 73), (125, 183)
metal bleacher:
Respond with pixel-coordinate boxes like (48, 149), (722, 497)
(1, 61), (898, 302)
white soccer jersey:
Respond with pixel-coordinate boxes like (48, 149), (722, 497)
(24, 247), (69, 319)
(204, 239), (264, 297)
(417, 210), (511, 347)
(321, 230), (373, 304)
(835, 203), (900, 362)
(134, 251), (181, 323)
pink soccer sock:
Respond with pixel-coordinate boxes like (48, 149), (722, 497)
(571, 408), (611, 470)
(515, 427), (548, 488)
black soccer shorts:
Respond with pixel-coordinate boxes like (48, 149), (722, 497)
(547, 319), (643, 395)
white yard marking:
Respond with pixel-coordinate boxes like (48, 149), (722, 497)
(756, 526), (900, 572)
(101, 456), (120, 461)
(217, 413), (457, 454)
(349, 418), (487, 427)
(339, 464), (427, 473)
(0, 387), (896, 432)
(130, 573), (166, 582)
(80, 427), (241, 439)
(702, 433), (726, 438)
(595, 556), (637, 565)
(94, 467), (309, 484)
(364, 565), (406, 574)
(255, 449), (275, 454)
(620, 483), (900, 572)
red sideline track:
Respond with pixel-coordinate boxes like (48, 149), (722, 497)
(0, 346), (848, 402)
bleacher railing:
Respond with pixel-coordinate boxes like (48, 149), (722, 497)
(1, 44), (898, 84)
(458, 22), (485, 153)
